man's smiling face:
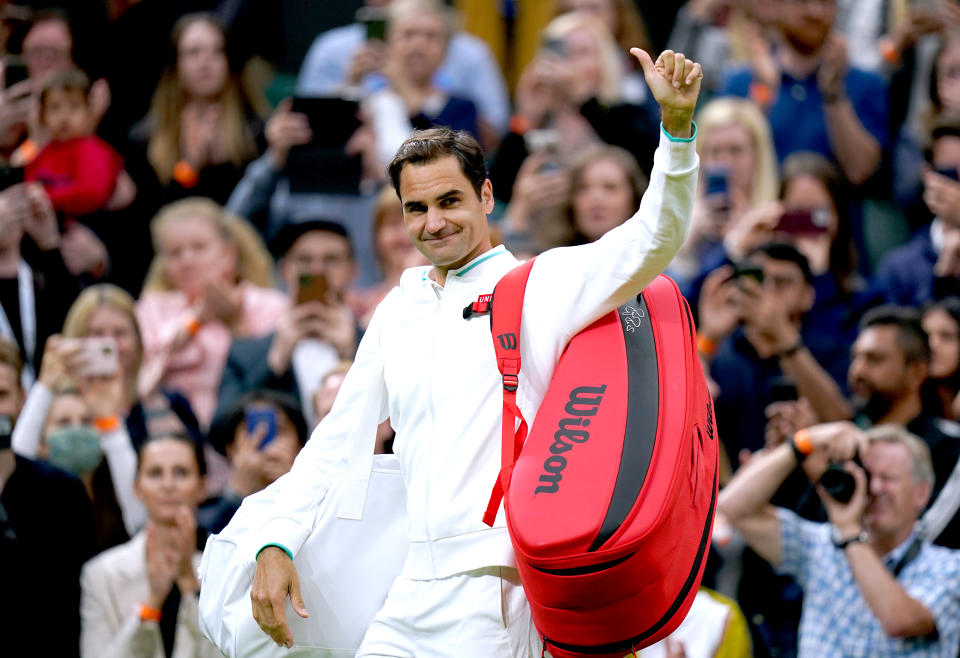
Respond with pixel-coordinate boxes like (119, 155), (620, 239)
(398, 154), (494, 275)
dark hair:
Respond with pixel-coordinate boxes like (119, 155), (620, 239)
(861, 305), (931, 364)
(136, 433), (207, 477)
(39, 67), (90, 111)
(208, 390), (308, 456)
(0, 337), (22, 384)
(388, 127), (487, 200)
(779, 151), (856, 291)
(924, 114), (960, 163)
(269, 219), (353, 260)
(922, 297), (960, 377)
(745, 241), (814, 284)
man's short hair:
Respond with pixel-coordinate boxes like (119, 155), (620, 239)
(860, 305), (930, 364)
(269, 219), (353, 260)
(388, 0), (456, 40)
(39, 67), (90, 110)
(0, 337), (21, 384)
(924, 114), (960, 163)
(745, 241), (814, 284)
(866, 424), (934, 489)
(388, 127), (487, 201)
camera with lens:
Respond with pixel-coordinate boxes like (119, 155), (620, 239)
(818, 453), (869, 503)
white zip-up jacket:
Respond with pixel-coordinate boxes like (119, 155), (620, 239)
(259, 128), (699, 579)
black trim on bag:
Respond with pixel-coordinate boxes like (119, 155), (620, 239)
(589, 295), (659, 551)
(543, 467), (718, 656)
(530, 552), (632, 576)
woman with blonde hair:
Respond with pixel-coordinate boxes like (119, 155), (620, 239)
(668, 97), (778, 290)
(136, 198), (286, 436)
(128, 13), (263, 209)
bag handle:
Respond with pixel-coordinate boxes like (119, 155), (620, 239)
(483, 259), (536, 526)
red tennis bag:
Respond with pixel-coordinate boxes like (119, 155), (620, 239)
(482, 260), (719, 658)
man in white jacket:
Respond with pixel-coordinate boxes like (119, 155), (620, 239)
(250, 48), (703, 657)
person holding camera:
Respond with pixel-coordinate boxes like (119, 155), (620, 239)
(718, 421), (960, 657)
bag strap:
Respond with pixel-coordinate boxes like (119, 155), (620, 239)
(483, 259), (536, 526)
(919, 441), (960, 541)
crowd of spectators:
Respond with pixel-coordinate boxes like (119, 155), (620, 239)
(0, 0), (959, 656)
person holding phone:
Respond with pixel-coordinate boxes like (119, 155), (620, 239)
(200, 391), (307, 534)
(215, 220), (358, 430)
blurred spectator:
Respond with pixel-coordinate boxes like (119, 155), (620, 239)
(637, 587), (752, 658)
(297, 0), (509, 144)
(700, 242), (850, 462)
(310, 358), (394, 453)
(720, 0), (888, 186)
(127, 13), (264, 210)
(489, 12), (658, 206)
(348, 185), (427, 329)
(79, 432), (219, 658)
(921, 297), (960, 420)
(719, 422), (960, 657)
(136, 198), (286, 435)
(501, 143), (645, 255)
(0, 180), (79, 385)
(201, 390), (306, 533)
(874, 117), (960, 306)
(0, 337), (96, 658)
(554, 0), (653, 104)
(670, 96), (779, 291)
(365, 0), (480, 169)
(848, 306), (960, 547)
(215, 219), (357, 428)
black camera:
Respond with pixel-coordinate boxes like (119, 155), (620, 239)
(818, 454), (869, 503)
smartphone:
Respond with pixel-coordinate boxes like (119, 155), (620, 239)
(775, 208), (831, 235)
(3, 57), (28, 90)
(768, 376), (798, 403)
(356, 6), (387, 41)
(0, 414), (11, 450)
(542, 36), (568, 58)
(705, 168), (729, 197)
(524, 128), (561, 155)
(297, 272), (329, 305)
(80, 337), (119, 377)
(287, 96), (363, 194)
(733, 263), (764, 285)
(935, 166), (960, 182)
(246, 408), (277, 450)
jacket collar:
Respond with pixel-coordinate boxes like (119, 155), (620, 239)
(414, 245), (515, 287)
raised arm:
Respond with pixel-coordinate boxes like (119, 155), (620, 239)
(521, 51), (702, 375)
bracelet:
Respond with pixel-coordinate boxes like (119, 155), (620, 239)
(791, 429), (813, 462)
(878, 38), (900, 67)
(697, 335), (718, 358)
(748, 81), (775, 107)
(172, 160), (199, 188)
(821, 87), (847, 105)
(183, 314), (201, 337)
(777, 339), (804, 359)
(94, 415), (121, 433)
(139, 604), (162, 622)
(509, 114), (531, 136)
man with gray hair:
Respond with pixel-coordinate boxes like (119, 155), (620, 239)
(719, 422), (960, 657)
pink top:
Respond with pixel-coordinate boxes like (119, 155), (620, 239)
(136, 283), (288, 430)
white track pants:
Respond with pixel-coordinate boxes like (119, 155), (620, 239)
(356, 566), (543, 657)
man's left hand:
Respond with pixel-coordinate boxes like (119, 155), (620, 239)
(818, 459), (869, 535)
(630, 49), (702, 138)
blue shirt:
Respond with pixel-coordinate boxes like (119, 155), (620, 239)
(776, 508), (960, 657)
(721, 65), (889, 164)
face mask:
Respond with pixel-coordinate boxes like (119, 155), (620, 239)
(46, 426), (103, 476)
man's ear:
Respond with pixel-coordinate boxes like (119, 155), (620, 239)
(800, 284), (816, 314)
(906, 358), (928, 392)
(914, 480), (932, 515)
(481, 179), (494, 215)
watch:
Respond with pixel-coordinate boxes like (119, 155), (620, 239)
(831, 526), (868, 549)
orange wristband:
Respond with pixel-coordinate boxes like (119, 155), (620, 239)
(509, 114), (531, 135)
(697, 335), (718, 358)
(184, 314), (201, 337)
(878, 38), (900, 66)
(139, 604), (162, 622)
(792, 429), (813, 456)
(172, 160), (199, 188)
(749, 81), (774, 107)
(94, 415), (121, 433)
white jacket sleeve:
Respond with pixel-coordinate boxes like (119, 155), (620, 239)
(255, 294), (392, 558)
(521, 127), (699, 380)
(10, 381), (53, 458)
(100, 427), (147, 535)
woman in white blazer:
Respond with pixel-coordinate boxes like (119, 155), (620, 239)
(80, 433), (221, 658)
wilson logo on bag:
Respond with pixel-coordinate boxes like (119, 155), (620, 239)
(483, 260), (719, 658)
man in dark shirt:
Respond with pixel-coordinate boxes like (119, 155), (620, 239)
(0, 337), (96, 657)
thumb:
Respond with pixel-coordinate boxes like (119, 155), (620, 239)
(630, 48), (656, 78)
(276, 97), (293, 114)
(290, 574), (309, 618)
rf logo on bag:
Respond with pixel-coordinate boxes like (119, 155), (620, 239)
(497, 333), (518, 350)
